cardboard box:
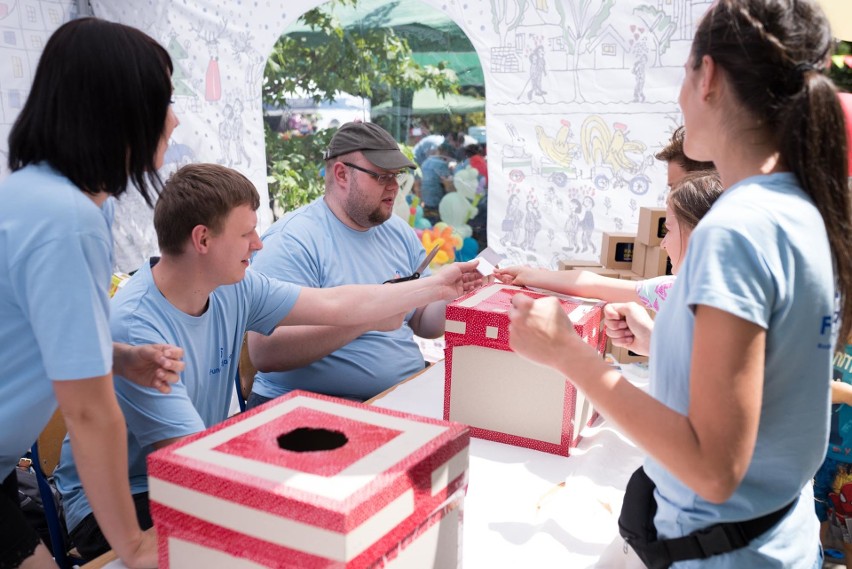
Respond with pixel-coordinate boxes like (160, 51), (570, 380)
(637, 207), (667, 247)
(148, 391), (469, 568)
(644, 246), (672, 277)
(611, 345), (649, 364)
(557, 259), (605, 271)
(631, 242), (647, 276)
(444, 284), (606, 456)
(599, 232), (635, 270)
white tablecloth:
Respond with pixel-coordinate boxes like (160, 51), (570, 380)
(94, 360), (649, 569)
(370, 360), (648, 569)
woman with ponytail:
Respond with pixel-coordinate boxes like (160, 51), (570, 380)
(507, 1), (850, 566)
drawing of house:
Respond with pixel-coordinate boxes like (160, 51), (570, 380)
(582, 25), (631, 70)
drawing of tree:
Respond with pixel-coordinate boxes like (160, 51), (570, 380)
(490, 0), (529, 45)
(555, 0), (615, 102)
(167, 35), (196, 100)
(632, 5), (676, 67)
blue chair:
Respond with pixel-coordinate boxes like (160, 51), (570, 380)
(31, 411), (86, 569)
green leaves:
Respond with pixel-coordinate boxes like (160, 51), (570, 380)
(262, 3), (459, 108)
(264, 125), (333, 215)
(262, 0), (463, 218)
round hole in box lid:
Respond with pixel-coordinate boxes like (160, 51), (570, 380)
(277, 427), (348, 452)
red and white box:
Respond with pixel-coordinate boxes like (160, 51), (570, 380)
(147, 390), (469, 568)
(444, 284), (606, 456)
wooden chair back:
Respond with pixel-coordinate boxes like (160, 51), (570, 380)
(37, 409), (67, 475)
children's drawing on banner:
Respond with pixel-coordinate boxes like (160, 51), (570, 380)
(230, 30), (266, 109)
(167, 34), (201, 113)
(579, 195), (596, 254)
(0, 0), (710, 264)
(522, 195), (542, 250)
(631, 37), (649, 102)
(218, 103), (233, 165)
(190, 17), (228, 102)
(563, 198), (582, 253)
(522, 41), (547, 101)
(499, 188), (524, 248)
(0, 0), (76, 178)
(230, 98), (252, 167)
(580, 115), (652, 196)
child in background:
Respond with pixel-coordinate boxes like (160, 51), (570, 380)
(494, 170), (722, 312)
(813, 91), (852, 568)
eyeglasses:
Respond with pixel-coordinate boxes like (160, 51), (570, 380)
(343, 162), (409, 185)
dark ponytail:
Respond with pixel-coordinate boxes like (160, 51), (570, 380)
(779, 71), (852, 344)
(692, 0), (852, 345)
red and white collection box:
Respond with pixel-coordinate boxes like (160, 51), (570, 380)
(444, 284), (606, 456)
(148, 391), (470, 568)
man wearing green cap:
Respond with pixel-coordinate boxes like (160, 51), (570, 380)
(246, 121), (459, 406)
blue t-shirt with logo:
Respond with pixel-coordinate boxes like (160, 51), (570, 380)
(0, 163), (114, 478)
(250, 197), (427, 402)
(55, 262), (299, 531)
(646, 173), (834, 566)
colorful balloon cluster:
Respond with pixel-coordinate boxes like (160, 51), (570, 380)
(420, 222), (463, 267)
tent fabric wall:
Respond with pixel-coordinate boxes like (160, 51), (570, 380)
(0, 0), (715, 267)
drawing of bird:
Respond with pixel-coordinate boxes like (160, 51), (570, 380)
(536, 119), (580, 168)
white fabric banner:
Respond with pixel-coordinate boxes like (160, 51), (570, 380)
(0, 0), (710, 268)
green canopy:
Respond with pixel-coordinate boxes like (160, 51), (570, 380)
(411, 52), (483, 87)
(371, 88), (484, 117)
(285, 0), (460, 35)
(284, 0), (483, 87)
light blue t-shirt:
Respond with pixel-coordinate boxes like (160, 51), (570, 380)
(635, 275), (677, 313)
(250, 197), (427, 401)
(0, 163), (114, 477)
(646, 173), (834, 567)
(55, 262), (300, 531)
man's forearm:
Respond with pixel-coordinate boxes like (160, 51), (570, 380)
(409, 301), (448, 339)
(248, 325), (369, 372)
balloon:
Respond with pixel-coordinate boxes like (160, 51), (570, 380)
(457, 237), (479, 262)
(421, 223), (463, 267)
(452, 167), (480, 202)
(393, 172), (416, 222)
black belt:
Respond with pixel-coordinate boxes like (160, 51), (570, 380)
(619, 466), (795, 569)
(663, 500), (794, 562)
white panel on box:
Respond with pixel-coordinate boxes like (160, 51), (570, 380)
(385, 506), (461, 569)
(448, 345), (566, 444)
(169, 538), (267, 568)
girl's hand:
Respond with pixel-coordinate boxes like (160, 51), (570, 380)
(603, 303), (654, 356)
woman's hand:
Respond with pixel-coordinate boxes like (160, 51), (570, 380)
(508, 293), (579, 370)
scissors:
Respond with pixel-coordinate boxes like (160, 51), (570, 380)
(383, 244), (440, 284)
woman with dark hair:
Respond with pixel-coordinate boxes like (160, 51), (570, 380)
(0, 18), (184, 568)
(508, 0), (850, 566)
